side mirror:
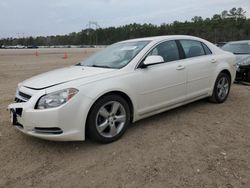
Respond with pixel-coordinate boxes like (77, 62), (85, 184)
(143, 55), (164, 67)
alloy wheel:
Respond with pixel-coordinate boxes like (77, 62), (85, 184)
(216, 76), (229, 100)
(95, 101), (126, 138)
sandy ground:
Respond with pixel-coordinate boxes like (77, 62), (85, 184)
(0, 48), (249, 188)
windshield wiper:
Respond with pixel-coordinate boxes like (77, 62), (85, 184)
(233, 52), (250, 55)
(91, 65), (113, 69)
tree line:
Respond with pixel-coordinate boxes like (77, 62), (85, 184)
(0, 7), (249, 47)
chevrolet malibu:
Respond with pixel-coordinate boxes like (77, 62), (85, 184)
(8, 35), (236, 143)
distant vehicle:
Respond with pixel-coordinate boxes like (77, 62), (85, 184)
(15, 45), (26, 49)
(215, 42), (227, 48)
(27, 45), (38, 49)
(222, 41), (250, 82)
(2, 45), (26, 49)
(8, 35), (236, 143)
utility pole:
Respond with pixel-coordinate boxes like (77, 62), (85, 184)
(86, 21), (100, 45)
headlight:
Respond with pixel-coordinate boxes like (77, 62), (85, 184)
(238, 58), (250, 66)
(36, 88), (78, 109)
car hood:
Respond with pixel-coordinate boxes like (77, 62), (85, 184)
(235, 54), (250, 64)
(22, 66), (116, 89)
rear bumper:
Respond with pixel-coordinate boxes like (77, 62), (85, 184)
(236, 65), (250, 82)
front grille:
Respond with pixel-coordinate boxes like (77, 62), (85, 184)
(15, 90), (32, 103)
(16, 108), (23, 116)
(18, 91), (31, 100)
(15, 97), (26, 103)
(15, 122), (24, 129)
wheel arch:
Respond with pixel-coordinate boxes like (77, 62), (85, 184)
(85, 90), (135, 134)
(220, 69), (232, 83)
(100, 91), (134, 122)
(209, 67), (233, 97)
(209, 68), (232, 103)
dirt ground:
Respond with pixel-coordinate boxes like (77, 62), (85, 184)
(0, 48), (249, 188)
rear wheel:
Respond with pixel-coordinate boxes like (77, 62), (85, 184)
(209, 72), (231, 103)
(86, 94), (131, 143)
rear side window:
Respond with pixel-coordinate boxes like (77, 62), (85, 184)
(148, 40), (180, 62)
(202, 43), (212, 55)
(179, 40), (205, 58)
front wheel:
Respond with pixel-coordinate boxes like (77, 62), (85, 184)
(209, 72), (231, 103)
(86, 94), (131, 143)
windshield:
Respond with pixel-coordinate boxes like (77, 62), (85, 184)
(222, 42), (250, 54)
(78, 41), (150, 69)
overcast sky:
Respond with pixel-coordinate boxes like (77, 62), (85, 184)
(0, 0), (249, 38)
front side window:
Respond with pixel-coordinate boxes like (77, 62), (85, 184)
(147, 40), (180, 62)
(180, 40), (206, 58)
(79, 41), (150, 69)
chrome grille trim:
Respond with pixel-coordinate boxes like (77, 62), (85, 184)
(15, 90), (32, 103)
(15, 97), (26, 103)
(18, 91), (31, 100)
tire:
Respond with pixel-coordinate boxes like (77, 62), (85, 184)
(209, 72), (231, 103)
(86, 94), (131, 143)
(247, 70), (250, 82)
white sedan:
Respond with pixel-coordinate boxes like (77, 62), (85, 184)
(8, 35), (236, 143)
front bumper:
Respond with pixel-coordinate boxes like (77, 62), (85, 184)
(8, 86), (91, 141)
(236, 65), (250, 82)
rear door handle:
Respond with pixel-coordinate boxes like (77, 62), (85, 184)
(176, 65), (185, 70)
(210, 59), (217, 63)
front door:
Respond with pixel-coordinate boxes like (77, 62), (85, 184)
(131, 40), (187, 115)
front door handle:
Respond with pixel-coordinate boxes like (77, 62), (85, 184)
(176, 65), (185, 70)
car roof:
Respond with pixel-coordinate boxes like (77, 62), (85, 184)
(119, 35), (205, 43)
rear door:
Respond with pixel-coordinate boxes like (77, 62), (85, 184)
(178, 40), (215, 99)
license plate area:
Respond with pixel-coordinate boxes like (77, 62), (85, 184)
(10, 109), (19, 126)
